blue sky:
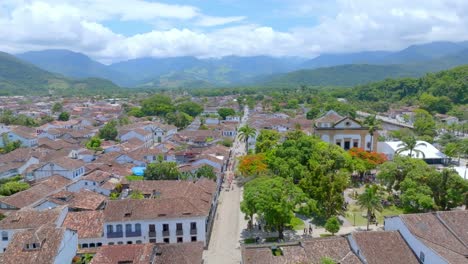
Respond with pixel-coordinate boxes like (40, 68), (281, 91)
(0, 0), (467, 63)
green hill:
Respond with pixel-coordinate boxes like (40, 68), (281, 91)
(260, 64), (422, 87)
(0, 52), (121, 96)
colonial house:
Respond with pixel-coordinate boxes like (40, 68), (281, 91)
(119, 128), (153, 148)
(0, 175), (71, 210)
(0, 148), (39, 179)
(385, 210), (468, 264)
(67, 170), (120, 196)
(0, 126), (38, 148)
(1, 226), (78, 264)
(63, 210), (106, 249)
(100, 179), (217, 247)
(221, 123), (237, 138)
(313, 110), (377, 151)
(0, 206), (69, 251)
(27, 157), (86, 181)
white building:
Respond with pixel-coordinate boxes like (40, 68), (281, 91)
(0, 206), (69, 251)
(102, 199), (208, 246)
(28, 157), (86, 181)
(377, 140), (449, 165)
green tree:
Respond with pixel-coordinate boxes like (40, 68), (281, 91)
(85, 136), (102, 151)
(240, 177), (308, 240)
(144, 161), (180, 180)
(377, 156), (428, 191)
(57, 111), (70, 121)
(177, 101), (203, 117)
(413, 109), (436, 139)
(217, 108), (236, 120)
(427, 169), (468, 211)
(396, 135), (427, 158)
(141, 94), (174, 116)
(324, 216), (341, 235)
(255, 129), (280, 153)
(0, 181), (30, 196)
(364, 115), (381, 151)
(127, 107), (144, 117)
(357, 185), (383, 230)
(51, 102), (63, 113)
(99, 120), (118, 141)
(238, 125), (256, 152)
(195, 165), (217, 180)
(166, 112), (193, 129)
(306, 108), (321, 120)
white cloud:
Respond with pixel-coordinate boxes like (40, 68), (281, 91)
(195, 15), (246, 27)
(1, 0), (468, 62)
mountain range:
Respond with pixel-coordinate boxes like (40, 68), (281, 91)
(0, 51), (120, 96)
(2, 40), (468, 93)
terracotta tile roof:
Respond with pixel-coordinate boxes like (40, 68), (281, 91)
(127, 179), (215, 214)
(38, 138), (77, 150)
(50, 156), (85, 170)
(90, 244), (156, 264)
(242, 237), (361, 264)
(400, 211), (468, 263)
(0, 148), (35, 164)
(1, 226), (70, 264)
(63, 211), (104, 239)
(9, 126), (37, 139)
(0, 175), (70, 208)
(0, 207), (63, 229)
(103, 198), (206, 222)
(315, 110), (344, 124)
(352, 231), (419, 264)
(437, 210), (468, 246)
(47, 189), (106, 210)
(154, 242), (204, 264)
(302, 237), (361, 264)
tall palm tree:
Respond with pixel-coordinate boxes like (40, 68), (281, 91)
(357, 185), (383, 231)
(396, 136), (427, 158)
(238, 125), (256, 153)
(364, 115), (381, 152)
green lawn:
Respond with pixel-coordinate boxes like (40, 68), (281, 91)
(345, 204), (403, 226)
(288, 216), (305, 231)
(125, 175), (144, 181)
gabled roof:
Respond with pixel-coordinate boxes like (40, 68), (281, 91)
(90, 243), (156, 264)
(0, 207), (64, 229)
(351, 231), (419, 264)
(2, 226), (71, 264)
(315, 110), (344, 124)
(0, 175), (71, 209)
(103, 197), (206, 222)
(63, 211), (104, 239)
(400, 211), (468, 263)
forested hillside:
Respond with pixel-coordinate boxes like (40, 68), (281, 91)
(0, 52), (121, 96)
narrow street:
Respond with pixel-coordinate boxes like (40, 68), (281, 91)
(203, 106), (248, 264)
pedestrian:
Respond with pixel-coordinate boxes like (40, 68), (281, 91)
(258, 224), (261, 231)
(309, 224), (313, 234)
(303, 228), (307, 235)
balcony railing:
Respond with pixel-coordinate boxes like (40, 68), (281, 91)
(148, 231), (156, 237)
(125, 231), (142, 237)
(190, 229), (197, 235)
(162, 230), (170, 236)
(176, 229), (183, 236)
(107, 232), (123, 238)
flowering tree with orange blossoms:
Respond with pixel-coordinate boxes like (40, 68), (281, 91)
(238, 154), (268, 177)
(348, 148), (387, 178)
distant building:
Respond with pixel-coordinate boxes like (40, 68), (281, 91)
(314, 110), (377, 151)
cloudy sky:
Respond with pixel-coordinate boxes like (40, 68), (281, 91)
(1, 0), (467, 63)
